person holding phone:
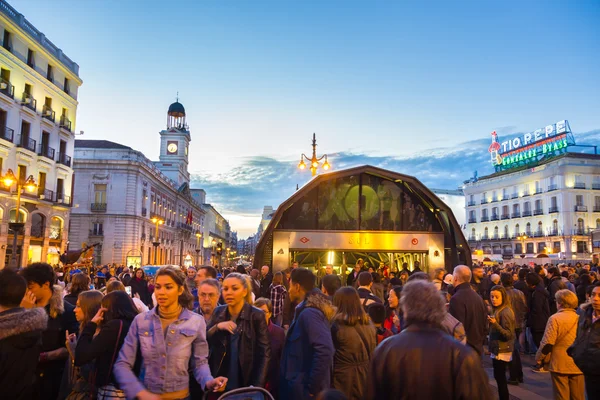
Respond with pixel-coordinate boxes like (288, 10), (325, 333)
(488, 285), (516, 400)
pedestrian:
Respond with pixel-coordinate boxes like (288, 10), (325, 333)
(64, 272), (91, 306)
(254, 298), (285, 398)
(250, 269), (262, 300)
(366, 280), (491, 400)
(321, 273), (342, 300)
(280, 268), (335, 400)
(356, 271), (383, 309)
(575, 274), (591, 306)
(129, 269), (152, 307)
(471, 264), (492, 302)
(196, 279), (220, 322)
(370, 273), (385, 301)
(207, 272), (271, 391)
(526, 272), (551, 355)
(399, 262), (411, 277)
(568, 285), (600, 399)
(547, 267), (567, 314)
(114, 266), (227, 399)
(346, 261), (362, 288)
(367, 303), (393, 344)
(412, 260), (423, 274)
(449, 265), (488, 356)
(432, 268), (445, 290)
(501, 272), (527, 385)
(270, 271), (288, 326)
(20, 263), (79, 400)
(331, 287), (376, 400)
(106, 280), (149, 313)
(0, 269), (48, 400)
(75, 290), (139, 399)
(260, 265), (273, 299)
(488, 285), (516, 400)
(533, 289), (585, 400)
(383, 285), (402, 334)
(186, 266), (198, 291)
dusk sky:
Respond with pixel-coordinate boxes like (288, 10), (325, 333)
(13, 0), (600, 237)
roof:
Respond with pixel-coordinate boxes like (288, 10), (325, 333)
(168, 101), (186, 117)
(75, 140), (132, 150)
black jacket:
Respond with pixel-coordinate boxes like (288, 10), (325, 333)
(75, 318), (133, 387)
(568, 303), (600, 375)
(63, 293), (78, 307)
(471, 276), (493, 301)
(129, 278), (152, 307)
(448, 282), (488, 356)
(366, 323), (491, 400)
(207, 303), (271, 388)
(547, 276), (566, 314)
(527, 283), (550, 332)
(0, 308), (48, 400)
(260, 273), (273, 299)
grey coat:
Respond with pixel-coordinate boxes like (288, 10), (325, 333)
(489, 306), (516, 356)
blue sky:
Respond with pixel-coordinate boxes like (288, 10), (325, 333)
(11, 0), (600, 237)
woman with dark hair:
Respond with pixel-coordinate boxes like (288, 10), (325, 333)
(488, 285), (516, 400)
(64, 273), (91, 306)
(129, 269), (152, 307)
(383, 286), (403, 334)
(207, 272), (271, 391)
(331, 287), (376, 400)
(576, 274), (591, 305)
(114, 266), (227, 399)
(75, 291), (139, 399)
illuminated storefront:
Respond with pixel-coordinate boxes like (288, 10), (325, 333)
(254, 166), (470, 273)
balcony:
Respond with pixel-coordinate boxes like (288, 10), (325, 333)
(37, 144), (55, 160)
(533, 209), (544, 216)
(572, 228), (590, 236)
(548, 184), (558, 192)
(534, 188), (543, 195)
(490, 197), (499, 203)
(593, 183), (600, 190)
(467, 201), (476, 207)
(142, 208), (147, 217)
(89, 228), (104, 237)
(501, 214), (510, 220)
(574, 205), (588, 212)
(501, 195), (510, 201)
(91, 203), (107, 212)
(59, 115), (71, 132)
(177, 222), (193, 233)
(21, 92), (36, 111)
(42, 105), (55, 123)
(481, 216), (490, 222)
(481, 234), (490, 240)
(511, 193), (519, 199)
(491, 214), (500, 221)
(0, 126), (14, 142)
(548, 230), (559, 236)
(548, 207), (559, 213)
(574, 183), (586, 189)
(522, 192), (530, 197)
(522, 210), (532, 217)
(533, 230), (545, 237)
(55, 193), (71, 206)
(16, 134), (36, 152)
(58, 153), (71, 167)
(468, 218), (477, 224)
(0, 78), (14, 98)
(511, 212), (521, 218)
(38, 188), (54, 201)
(481, 199), (488, 205)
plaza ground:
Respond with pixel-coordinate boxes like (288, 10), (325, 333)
(483, 353), (553, 400)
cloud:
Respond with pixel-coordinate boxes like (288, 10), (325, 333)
(192, 129), (600, 237)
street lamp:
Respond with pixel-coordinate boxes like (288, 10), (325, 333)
(195, 232), (202, 266)
(151, 217), (164, 265)
(517, 234), (528, 257)
(2, 169), (37, 270)
(298, 133), (331, 177)
(211, 239), (216, 267)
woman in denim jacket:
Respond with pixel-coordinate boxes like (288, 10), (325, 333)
(114, 266), (227, 400)
(488, 285), (516, 400)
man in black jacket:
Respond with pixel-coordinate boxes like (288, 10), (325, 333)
(367, 280), (491, 400)
(259, 265), (273, 299)
(525, 272), (550, 349)
(471, 264), (492, 302)
(0, 269), (48, 400)
(449, 265), (488, 356)
(546, 266), (566, 314)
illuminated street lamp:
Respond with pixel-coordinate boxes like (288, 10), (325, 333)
(211, 239), (217, 267)
(298, 133), (331, 177)
(195, 232), (202, 266)
(517, 234), (528, 257)
(151, 217), (164, 264)
(2, 169), (37, 269)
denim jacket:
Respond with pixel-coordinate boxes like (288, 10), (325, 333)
(113, 307), (213, 399)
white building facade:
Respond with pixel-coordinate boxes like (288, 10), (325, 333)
(0, 0), (82, 268)
(464, 153), (600, 262)
(70, 102), (209, 268)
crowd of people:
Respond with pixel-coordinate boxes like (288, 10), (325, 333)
(0, 259), (598, 400)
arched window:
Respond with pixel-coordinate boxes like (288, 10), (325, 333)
(494, 226), (499, 238)
(553, 219), (558, 233)
(471, 227), (476, 239)
(484, 227), (489, 238)
(515, 224), (520, 235)
(49, 217), (63, 240)
(31, 213), (46, 238)
(577, 218), (585, 232)
(9, 209), (27, 223)
(537, 221), (543, 235)
(504, 225), (509, 238)
(526, 222), (531, 234)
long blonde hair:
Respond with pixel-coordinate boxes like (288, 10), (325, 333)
(224, 272), (253, 304)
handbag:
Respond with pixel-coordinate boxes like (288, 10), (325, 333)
(96, 320), (126, 400)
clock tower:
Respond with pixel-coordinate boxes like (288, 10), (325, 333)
(156, 99), (191, 186)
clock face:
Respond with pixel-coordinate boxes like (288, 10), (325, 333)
(167, 142), (178, 154)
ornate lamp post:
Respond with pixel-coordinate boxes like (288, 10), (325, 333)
(517, 234), (528, 258)
(195, 232), (202, 266)
(298, 133), (331, 177)
(151, 217), (164, 265)
(2, 169), (37, 270)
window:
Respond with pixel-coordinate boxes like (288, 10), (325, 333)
(595, 196), (600, 209)
(535, 199), (542, 210)
(513, 204), (520, 213)
(471, 228), (475, 239)
(2, 29), (10, 51)
(469, 210), (475, 220)
(44, 97), (52, 109)
(524, 202), (531, 212)
(576, 241), (588, 254)
(56, 178), (64, 199)
(92, 222), (103, 235)
(549, 176), (555, 186)
(502, 188), (508, 198)
(537, 221), (543, 234)
(515, 224), (520, 235)
(492, 191), (497, 201)
(46, 65), (53, 82)
(551, 196), (557, 208)
(526, 222), (531, 234)
(553, 241), (561, 253)
(493, 226), (499, 238)
(484, 227), (489, 238)
(17, 164), (26, 183)
(27, 49), (34, 68)
(24, 83), (32, 95)
(504, 225), (509, 238)
(552, 219), (558, 233)
(63, 77), (69, 94)
(482, 209), (488, 218)
(577, 218), (584, 231)
(515, 243), (523, 254)
(38, 172), (46, 195)
(535, 181), (541, 192)
(537, 242), (546, 253)
(492, 207), (498, 217)
(596, 218), (600, 229)
(502, 205), (509, 215)
(94, 184), (107, 204)
(526, 243), (534, 253)
(576, 195), (584, 207)
(469, 194), (474, 202)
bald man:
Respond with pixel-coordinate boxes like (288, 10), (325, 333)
(449, 265), (488, 356)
